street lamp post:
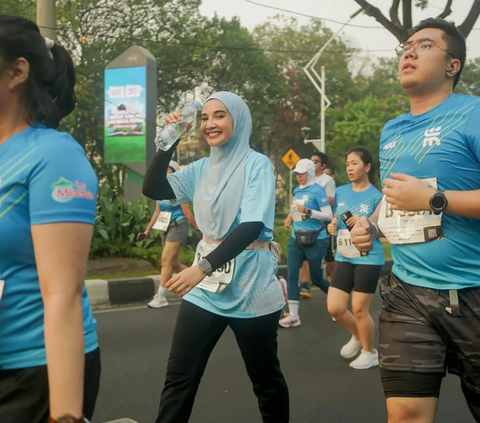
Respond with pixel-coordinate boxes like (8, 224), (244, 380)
(303, 8), (363, 153)
(37, 0), (56, 40)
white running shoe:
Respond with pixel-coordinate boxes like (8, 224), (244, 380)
(148, 295), (169, 309)
(279, 314), (301, 328)
(340, 335), (362, 358)
(349, 349), (379, 370)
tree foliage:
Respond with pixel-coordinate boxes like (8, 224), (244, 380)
(2, 0), (480, 192)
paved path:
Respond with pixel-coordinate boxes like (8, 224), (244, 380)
(94, 292), (474, 423)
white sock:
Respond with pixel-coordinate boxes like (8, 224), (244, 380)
(157, 286), (168, 298)
(288, 300), (299, 317)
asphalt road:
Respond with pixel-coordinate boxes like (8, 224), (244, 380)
(93, 292), (475, 423)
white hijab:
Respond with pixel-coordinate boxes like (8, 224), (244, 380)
(293, 159), (316, 189)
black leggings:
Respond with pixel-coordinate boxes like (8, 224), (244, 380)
(0, 347), (101, 423)
(156, 301), (289, 423)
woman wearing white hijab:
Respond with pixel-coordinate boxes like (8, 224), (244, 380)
(280, 159), (333, 328)
(143, 91), (289, 423)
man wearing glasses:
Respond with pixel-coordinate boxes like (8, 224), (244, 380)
(351, 18), (480, 423)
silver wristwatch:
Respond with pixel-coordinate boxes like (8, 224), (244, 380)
(198, 258), (213, 276)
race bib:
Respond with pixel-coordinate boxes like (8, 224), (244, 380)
(337, 229), (361, 258)
(291, 198), (306, 222)
(153, 212), (172, 232)
(378, 178), (443, 245)
(193, 241), (235, 294)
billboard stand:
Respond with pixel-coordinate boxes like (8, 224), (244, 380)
(104, 45), (157, 202)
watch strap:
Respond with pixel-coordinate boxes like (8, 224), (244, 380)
(198, 258), (213, 276)
(369, 220), (379, 240)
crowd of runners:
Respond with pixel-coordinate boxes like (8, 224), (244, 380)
(0, 12), (479, 423)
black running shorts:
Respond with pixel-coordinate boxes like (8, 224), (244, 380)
(330, 261), (382, 294)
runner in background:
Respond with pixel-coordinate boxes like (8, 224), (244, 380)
(327, 148), (384, 370)
(351, 18), (480, 423)
(325, 166), (335, 179)
(299, 152), (336, 298)
(280, 159), (332, 328)
(140, 161), (200, 308)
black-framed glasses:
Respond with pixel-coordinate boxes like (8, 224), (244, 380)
(395, 39), (454, 58)
(312, 160), (320, 164)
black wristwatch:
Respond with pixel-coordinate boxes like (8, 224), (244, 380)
(429, 189), (448, 215)
(198, 258), (213, 276)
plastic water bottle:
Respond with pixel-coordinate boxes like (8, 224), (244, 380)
(155, 101), (202, 151)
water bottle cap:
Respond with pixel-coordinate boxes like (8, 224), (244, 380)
(192, 101), (202, 110)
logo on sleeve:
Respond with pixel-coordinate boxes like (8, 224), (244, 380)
(52, 178), (95, 203)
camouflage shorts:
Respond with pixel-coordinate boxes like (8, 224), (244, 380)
(379, 273), (480, 394)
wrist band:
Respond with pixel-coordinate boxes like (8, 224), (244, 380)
(369, 220), (379, 240)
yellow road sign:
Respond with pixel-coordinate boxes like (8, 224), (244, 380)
(282, 148), (301, 170)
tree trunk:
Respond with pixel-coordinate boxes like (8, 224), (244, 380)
(354, 0), (480, 42)
(353, 0), (408, 41)
(459, 0), (480, 38)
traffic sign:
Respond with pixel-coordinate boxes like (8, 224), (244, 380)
(282, 148), (301, 170)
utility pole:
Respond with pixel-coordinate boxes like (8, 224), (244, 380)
(37, 0), (56, 40)
(303, 8), (363, 152)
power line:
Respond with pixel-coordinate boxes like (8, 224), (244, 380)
(244, 0), (385, 29)
(244, 0), (480, 31)
(38, 24), (394, 55)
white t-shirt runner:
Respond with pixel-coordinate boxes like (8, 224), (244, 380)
(316, 173), (336, 199)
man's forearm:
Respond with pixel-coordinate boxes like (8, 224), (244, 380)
(444, 189), (480, 220)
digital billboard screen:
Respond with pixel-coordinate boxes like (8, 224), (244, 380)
(104, 66), (147, 163)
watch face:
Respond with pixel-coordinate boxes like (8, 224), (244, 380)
(199, 259), (211, 274)
(431, 194), (446, 209)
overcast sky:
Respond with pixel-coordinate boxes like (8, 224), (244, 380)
(199, 0), (480, 62)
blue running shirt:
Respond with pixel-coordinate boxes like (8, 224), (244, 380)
(0, 125), (99, 369)
(158, 200), (185, 222)
(167, 151), (285, 318)
(290, 184), (330, 240)
(379, 94), (480, 289)
(334, 184), (385, 266)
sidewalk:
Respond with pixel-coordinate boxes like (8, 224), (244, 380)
(86, 260), (393, 310)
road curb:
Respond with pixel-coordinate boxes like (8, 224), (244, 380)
(87, 260), (394, 309)
(86, 274), (182, 310)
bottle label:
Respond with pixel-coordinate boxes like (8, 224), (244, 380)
(165, 124), (181, 143)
